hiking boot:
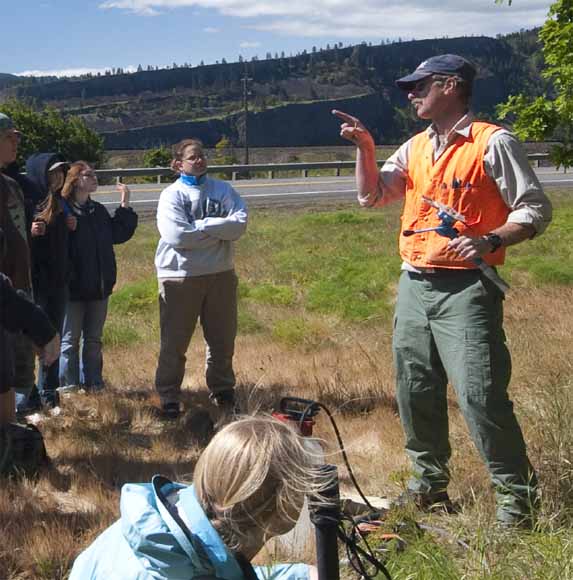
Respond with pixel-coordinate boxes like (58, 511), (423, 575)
(210, 390), (238, 429)
(209, 390), (237, 409)
(57, 385), (81, 397)
(160, 402), (181, 421)
(40, 391), (60, 410)
(19, 385), (42, 413)
(394, 490), (458, 514)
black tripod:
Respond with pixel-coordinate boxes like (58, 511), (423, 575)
(309, 464), (342, 580)
(277, 397), (392, 580)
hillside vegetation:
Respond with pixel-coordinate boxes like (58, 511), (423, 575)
(0, 30), (548, 149)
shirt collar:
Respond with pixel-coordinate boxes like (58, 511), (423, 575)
(426, 111), (475, 140)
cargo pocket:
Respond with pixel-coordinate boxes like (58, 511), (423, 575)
(464, 326), (493, 403)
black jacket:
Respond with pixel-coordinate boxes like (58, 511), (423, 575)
(25, 153), (71, 294)
(0, 272), (56, 392)
(2, 161), (43, 230)
(68, 199), (137, 301)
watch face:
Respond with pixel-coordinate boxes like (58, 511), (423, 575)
(487, 234), (502, 251)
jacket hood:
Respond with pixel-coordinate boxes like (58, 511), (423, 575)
(25, 152), (66, 197)
(117, 476), (243, 579)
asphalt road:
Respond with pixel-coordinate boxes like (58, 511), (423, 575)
(95, 167), (571, 219)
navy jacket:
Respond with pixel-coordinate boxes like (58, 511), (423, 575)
(25, 153), (71, 293)
(68, 199), (137, 301)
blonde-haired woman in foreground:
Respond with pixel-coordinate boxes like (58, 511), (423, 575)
(69, 416), (323, 579)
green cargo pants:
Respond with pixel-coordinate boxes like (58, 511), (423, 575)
(393, 270), (538, 524)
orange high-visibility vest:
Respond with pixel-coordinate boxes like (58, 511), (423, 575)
(399, 121), (510, 269)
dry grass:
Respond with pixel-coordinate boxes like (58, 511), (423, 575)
(2, 194), (572, 579)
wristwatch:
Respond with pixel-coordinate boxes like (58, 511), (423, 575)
(483, 233), (503, 253)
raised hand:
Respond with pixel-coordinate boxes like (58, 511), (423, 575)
(117, 183), (131, 208)
(332, 109), (374, 147)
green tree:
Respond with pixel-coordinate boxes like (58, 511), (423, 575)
(0, 99), (104, 166)
(143, 146), (172, 168)
(497, 0), (573, 170)
(211, 135), (238, 179)
(214, 135), (238, 165)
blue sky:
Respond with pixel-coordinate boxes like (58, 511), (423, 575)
(2, 0), (554, 77)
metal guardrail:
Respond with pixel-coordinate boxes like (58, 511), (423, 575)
(95, 154), (551, 183)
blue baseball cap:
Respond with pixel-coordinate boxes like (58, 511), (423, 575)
(396, 54), (476, 91)
(0, 112), (21, 137)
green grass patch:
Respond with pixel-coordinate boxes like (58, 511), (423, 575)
(503, 205), (573, 285)
(242, 208), (401, 322)
(385, 535), (462, 580)
(301, 210), (378, 226)
(271, 316), (331, 348)
(306, 254), (396, 320)
(242, 282), (297, 306)
(109, 277), (157, 316)
(237, 307), (265, 334)
(103, 320), (141, 347)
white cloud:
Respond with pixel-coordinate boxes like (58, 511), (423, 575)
(99, 0), (552, 37)
(203, 26), (220, 33)
(239, 41), (261, 48)
(16, 66), (138, 78)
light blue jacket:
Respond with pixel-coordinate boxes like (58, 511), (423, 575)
(69, 475), (309, 580)
(155, 176), (248, 278)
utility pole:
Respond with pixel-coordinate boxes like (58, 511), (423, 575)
(241, 73), (253, 165)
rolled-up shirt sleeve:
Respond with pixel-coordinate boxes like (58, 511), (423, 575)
(485, 131), (552, 235)
(358, 140), (410, 208)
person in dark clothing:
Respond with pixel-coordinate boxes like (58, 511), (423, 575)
(2, 160), (43, 231)
(0, 113), (37, 414)
(1, 272), (60, 424)
(59, 161), (138, 392)
(25, 153), (74, 407)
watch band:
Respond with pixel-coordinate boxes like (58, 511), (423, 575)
(484, 233), (503, 252)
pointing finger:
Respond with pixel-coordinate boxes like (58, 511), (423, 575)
(332, 109), (359, 125)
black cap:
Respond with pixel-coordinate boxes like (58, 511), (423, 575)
(395, 54), (476, 91)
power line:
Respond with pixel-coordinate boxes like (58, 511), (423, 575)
(241, 74), (253, 166)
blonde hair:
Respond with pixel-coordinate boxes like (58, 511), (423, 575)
(194, 415), (328, 552)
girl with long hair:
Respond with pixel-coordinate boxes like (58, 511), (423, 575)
(26, 153), (73, 408)
(59, 161), (137, 392)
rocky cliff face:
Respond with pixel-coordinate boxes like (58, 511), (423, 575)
(100, 69), (512, 150)
(101, 93), (400, 149)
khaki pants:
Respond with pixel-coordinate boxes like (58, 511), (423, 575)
(155, 270), (238, 406)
